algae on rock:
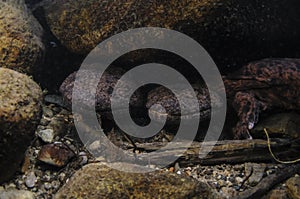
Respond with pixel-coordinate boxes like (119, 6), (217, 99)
(0, 68), (43, 183)
(36, 0), (300, 70)
(0, 0), (44, 74)
(55, 162), (219, 199)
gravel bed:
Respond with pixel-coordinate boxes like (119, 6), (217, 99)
(0, 101), (287, 198)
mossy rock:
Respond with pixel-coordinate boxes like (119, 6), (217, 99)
(0, 68), (43, 183)
(55, 162), (219, 199)
(35, 0), (300, 71)
(0, 0), (44, 74)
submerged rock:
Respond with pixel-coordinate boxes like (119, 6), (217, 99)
(37, 142), (75, 167)
(0, 189), (34, 199)
(267, 188), (289, 199)
(286, 176), (300, 199)
(34, 0), (300, 70)
(0, 0), (44, 74)
(251, 113), (300, 139)
(0, 68), (43, 183)
(54, 162), (219, 199)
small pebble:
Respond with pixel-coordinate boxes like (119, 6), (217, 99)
(37, 129), (54, 143)
(51, 181), (60, 190)
(43, 106), (54, 118)
(34, 150), (40, 156)
(235, 177), (243, 184)
(212, 181), (220, 189)
(43, 173), (51, 181)
(40, 118), (49, 126)
(174, 162), (180, 173)
(44, 182), (51, 190)
(58, 173), (66, 182)
(233, 185), (241, 191)
(266, 169), (275, 175)
(169, 167), (175, 173)
(4, 183), (16, 190)
(148, 165), (156, 169)
(228, 176), (235, 183)
(185, 170), (191, 176)
(79, 152), (88, 165)
(25, 171), (36, 188)
(227, 181), (233, 187)
(38, 142), (75, 167)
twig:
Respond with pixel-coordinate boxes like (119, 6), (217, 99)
(233, 163), (300, 199)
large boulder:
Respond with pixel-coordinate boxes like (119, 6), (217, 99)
(54, 162), (219, 199)
(0, 68), (43, 183)
(34, 0), (300, 71)
(0, 0), (44, 74)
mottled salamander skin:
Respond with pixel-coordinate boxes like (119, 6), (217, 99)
(146, 84), (222, 123)
(146, 58), (300, 140)
(223, 58), (300, 139)
(60, 59), (300, 140)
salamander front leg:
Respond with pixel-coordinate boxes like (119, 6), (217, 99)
(232, 91), (267, 139)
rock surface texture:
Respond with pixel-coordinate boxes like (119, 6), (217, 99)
(54, 162), (219, 199)
(0, 0), (44, 74)
(34, 0), (300, 71)
(286, 176), (300, 199)
(0, 68), (43, 183)
(0, 188), (34, 199)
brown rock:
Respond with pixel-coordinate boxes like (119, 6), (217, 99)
(0, 0), (44, 74)
(0, 68), (43, 183)
(267, 188), (289, 199)
(38, 142), (75, 167)
(34, 0), (300, 70)
(54, 162), (219, 199)
(286, 176), (300, 199)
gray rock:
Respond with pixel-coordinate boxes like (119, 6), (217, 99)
(46, 113), (68, 137)
(0, 189), (34, 199)
(25, 171), (36, 188)
(0, 68), (43, 183)
(78, 152), (88, 166)
(42, 106), (54, 118)
(37, 129), (54, 143)
(44, 182), (51, 190)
